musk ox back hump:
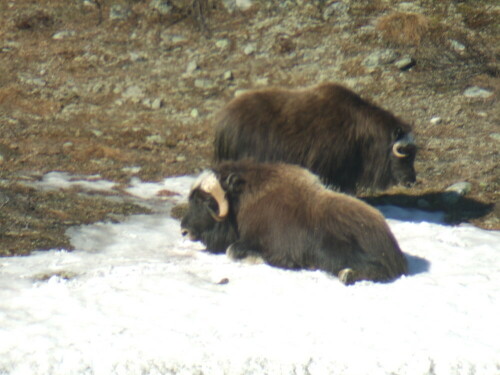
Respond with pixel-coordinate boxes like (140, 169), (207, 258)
(214, 83), (417, 192)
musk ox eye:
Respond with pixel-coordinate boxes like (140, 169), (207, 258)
(393, 127), (404, 140)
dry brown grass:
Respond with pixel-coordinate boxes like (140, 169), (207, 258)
(376, 12), (430, 46)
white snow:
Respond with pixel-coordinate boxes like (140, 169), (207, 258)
(1, 173), (499, 375)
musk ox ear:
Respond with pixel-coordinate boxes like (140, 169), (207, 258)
(194, 171), (229, 221)
(221, 172), (245, 195)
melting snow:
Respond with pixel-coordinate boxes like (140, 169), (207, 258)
(0, 172), (499, 374)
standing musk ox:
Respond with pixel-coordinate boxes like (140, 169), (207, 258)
(214, 83), (417, 193)
(181, 161), (408, 285)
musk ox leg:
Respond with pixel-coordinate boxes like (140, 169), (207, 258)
(338, 268), (356, 286)
(226, 241), (265, 265)
(338, 262), (402, 285)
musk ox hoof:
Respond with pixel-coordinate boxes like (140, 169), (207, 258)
(338, 268), (356, 285)
(226, 243), (265, 265)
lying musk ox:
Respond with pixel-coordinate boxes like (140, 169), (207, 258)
(214, 83), (417, 193)
(180, 161), (408, 285)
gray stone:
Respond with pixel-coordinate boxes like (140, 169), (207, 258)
(446, 182), (472, 195)
(463, 86), (493, 98)
(443, 182), (472, 204)
(216, 39), (231, 50)
(52, 30), (76, 40)
(243, 44), (256, 55)
(122, 85), (145, 102)
(129, 52), (148, 62)
(489, 133), (500, 142)
(149, 0), (173, 15)
(322, 2), (349, 21)
(223, 70), (234, 81)
(394, 56), (415, 70)
(142, 98), (152, 108)
(186, 60), (199, 74)
(109, 4), (131, 21)
(450, 40), (466, 52)
(194, 78), (214, 89)
(146, 134), (165, 145)
(363, 50), (398, 67)
(430, 117), (442, 125)
(221, 0), (253, 13)
(151, 98), (162, 110)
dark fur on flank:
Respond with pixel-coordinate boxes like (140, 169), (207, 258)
(214, 83), (417, 193)
(181, 161), (408, 285)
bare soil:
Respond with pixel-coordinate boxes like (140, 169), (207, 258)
(1, 0), (498, 256)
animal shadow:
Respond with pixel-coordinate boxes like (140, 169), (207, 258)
(405, 253), (431, 276)
(362, 192), (494, 225)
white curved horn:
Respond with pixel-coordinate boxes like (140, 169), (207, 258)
(392, 142), (408, 158)
(195, 171), (229, 220)
(392, 133), (415, 158)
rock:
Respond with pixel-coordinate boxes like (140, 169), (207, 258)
(122, 85), (145, 103)
(151, 98), (162, 110)
(161, 33), (189, 45)
(223, 70), (234, 81)
(216, 39), (231, 50)
(221, 0), (253, 13)
(194, 78), (214, 89)
(443, 182), (472, 205)
(186, 60), (199, 74)
(149, 0), (173, 15)
(62, 142), (74, 150)
(450, 40), (466, 52)
(190, 109), (199, 118)
(243, 44), (256, 55)
(129, 52), (148, 62)
(255, 77), (269, 86)
(430, 116), (442, 125)
(176, 155), (187, 162)
(489, 133), (500, 142)
(463, 86), (493, 98)
(121, 166), (141, 174)
(91, 130), (103, 137)
(322, 2), (349, 21)
(142, 98), (152, 108)
(363, 49), (398, 67)
(52, 30), (76, 40)
(394, 56), (415, 71)
(109, 4), (131, 21)
(145, 134), (165, 145)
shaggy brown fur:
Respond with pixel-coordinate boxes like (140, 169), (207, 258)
(214, 83), (417, 193)
(181, 160), (408, 285)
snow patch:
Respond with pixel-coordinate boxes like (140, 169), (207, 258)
(1, 174), (499, 374)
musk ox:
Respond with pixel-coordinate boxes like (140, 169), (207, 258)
(181, 160), (408, 285)
(214, 83), (417, 193)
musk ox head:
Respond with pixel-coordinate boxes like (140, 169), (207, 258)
(388, 127), (417, 187)
(180, 171), (238, 253)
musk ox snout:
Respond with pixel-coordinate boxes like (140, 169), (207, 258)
(390, 132), (417, 186)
